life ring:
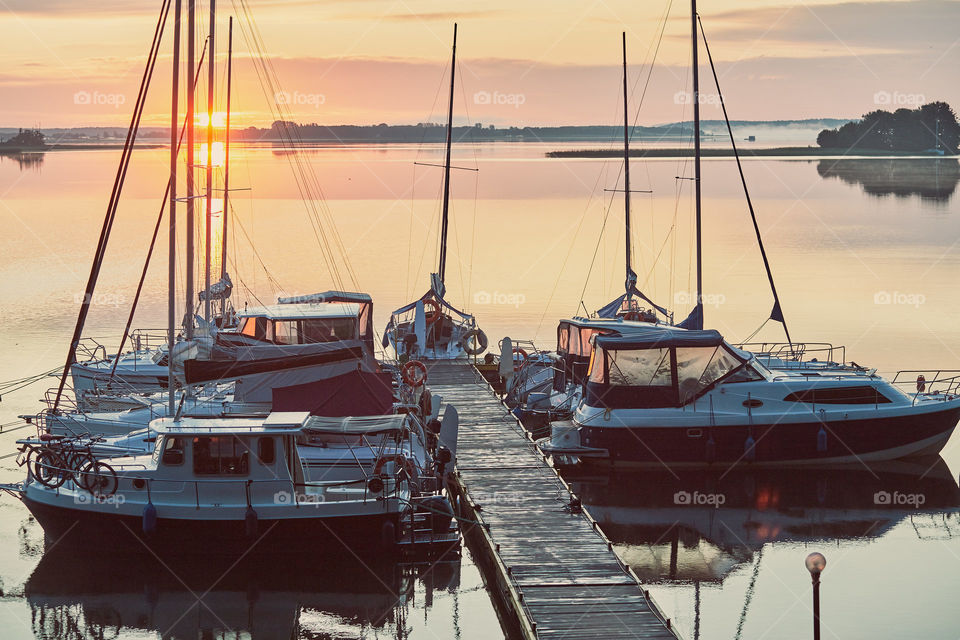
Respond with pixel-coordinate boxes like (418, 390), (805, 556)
(374, 454), (415, 479)
(423, 299), (441, 325)
(461, 328), (488, 356)
(917, 375), (926, 393)
(512, 347), (529, 372)
(401, 360), (428, 387)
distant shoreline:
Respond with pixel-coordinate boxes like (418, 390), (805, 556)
(546, 147), (958, 158)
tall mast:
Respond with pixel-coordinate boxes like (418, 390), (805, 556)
(185, 0), (196, 339)
(221, 16), (233, 285)
(168, 0), (181, 414)
(622, 32), (632, 301)
(437, 23), (457, 286)
(203, 0), (215, 323)
(691, 0), (703, 327)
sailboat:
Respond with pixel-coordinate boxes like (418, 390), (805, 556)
(383, 24), (487, 362)
(538, 9), (960, 466)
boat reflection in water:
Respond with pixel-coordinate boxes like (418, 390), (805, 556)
(25, 546), (464, 639)
(570, 457), (960, 584)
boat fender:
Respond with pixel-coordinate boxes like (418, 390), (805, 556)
(381, 520), (396, 548)
(436, 446), (452, 477)
(428, 418), (442, 434)
(511, 406), (523, 421)
(817, 426), (828, 453)
(744, 435), (756, 462)
(368, 477), (384, 494)
(705, 436), (716, 464)
(245, 505), (258, 538)
(142, 501), (157, 535)
(421, 495), (455, 533)
(917, 375), (926, 392)
(462, 329), (488, 356)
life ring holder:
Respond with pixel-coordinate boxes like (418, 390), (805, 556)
(461, 328), (488, 356)
(512, 347), (529, 372)
(401, 360), (428, 387)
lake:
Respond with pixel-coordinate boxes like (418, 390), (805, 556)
(0, 143), (958, 639)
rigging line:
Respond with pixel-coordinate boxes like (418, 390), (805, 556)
(229, 199), (282, 292)
(110, 39), (210, 381)
(52, 0), (171, 412)
(232, 0), (354, 291)
(699, 15), (792, 345)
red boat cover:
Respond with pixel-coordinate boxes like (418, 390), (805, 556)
(271, 370), (394, 416)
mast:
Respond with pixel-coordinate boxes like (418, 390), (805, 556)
(168, 0), (181, 414)
(221, 15), (233, 286)
(185, 0), (195, 339)
(203, 0), (215, 323)
(437, 23), (457, 286)
(691, 0), (703, 327)
(622, 32), (632, 301)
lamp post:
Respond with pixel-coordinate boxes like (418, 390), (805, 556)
(805, 552), (827, 640)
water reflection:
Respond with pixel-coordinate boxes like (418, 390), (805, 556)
(817, 158), (959, 202)
(570, 457), (960, 584)
(0, 150), (44, 171)
(25, 548), (463, 639)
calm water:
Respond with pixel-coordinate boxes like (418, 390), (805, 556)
(0, 144), (958, 639)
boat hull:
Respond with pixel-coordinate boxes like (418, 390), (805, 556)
(578, 405), (960, 467)
(23, 495), (405, 556)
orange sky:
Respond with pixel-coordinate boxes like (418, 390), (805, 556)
(0, 0), (957, 128)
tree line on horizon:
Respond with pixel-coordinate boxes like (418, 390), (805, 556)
(817, 102), (958, 153)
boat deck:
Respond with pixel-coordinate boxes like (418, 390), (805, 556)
(428, 362), (678, 639)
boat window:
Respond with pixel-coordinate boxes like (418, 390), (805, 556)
(557, 325), (570, 353)
(608, 348), (672, 386)
(240, 317), (268, 340)
(258, 436), (276, 465)
(301, 318), (357, 343)
(676, 346), (744, 404)
(273, 320), (298, 345)
(784, 386), (891, 405)
(161, 437), (185, 466)
(723, 364), (765, 384)
(193, 436), (249, 475)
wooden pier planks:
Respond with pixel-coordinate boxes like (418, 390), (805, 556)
(428, 362), (678, 639)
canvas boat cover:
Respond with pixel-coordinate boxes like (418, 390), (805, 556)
(302, 414), (406, 435)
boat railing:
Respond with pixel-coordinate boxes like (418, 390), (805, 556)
(74, 337), (108, 364)
(739, 342), (849, 368)
(128, 328), (169, 354)
(891, 370), (960, 403)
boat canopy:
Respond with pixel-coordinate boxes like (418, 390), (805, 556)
(596, 284), (669, 319)
(586, 328), (750, 408)
(382, 288), (474, 347)
(303, 414), (407, 436)
(277, 291), (374, 351)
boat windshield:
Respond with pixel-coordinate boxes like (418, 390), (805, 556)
(587, 342), (746, 408)
(239, 317), (357, 344)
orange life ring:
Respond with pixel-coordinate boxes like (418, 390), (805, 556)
(512, 347), (529, 372)
(423, 299), (441, 325)
(401, 360), (428, 387)
(374, 454), (415, 478)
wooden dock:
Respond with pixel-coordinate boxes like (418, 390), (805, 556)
(428, 362), (678, 639)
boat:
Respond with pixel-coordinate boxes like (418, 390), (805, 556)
(11, 409), (460, 555)
(383, 24), (487, 362)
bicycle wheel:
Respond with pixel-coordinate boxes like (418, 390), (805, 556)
(72, 453), (98, 490)
(32, 450), (68, 488)
(86, 461), (118, 498)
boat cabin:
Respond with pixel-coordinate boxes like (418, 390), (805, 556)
(584, 327), (763, 408)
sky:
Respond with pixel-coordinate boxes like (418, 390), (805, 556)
(0, 0), (957, 128)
